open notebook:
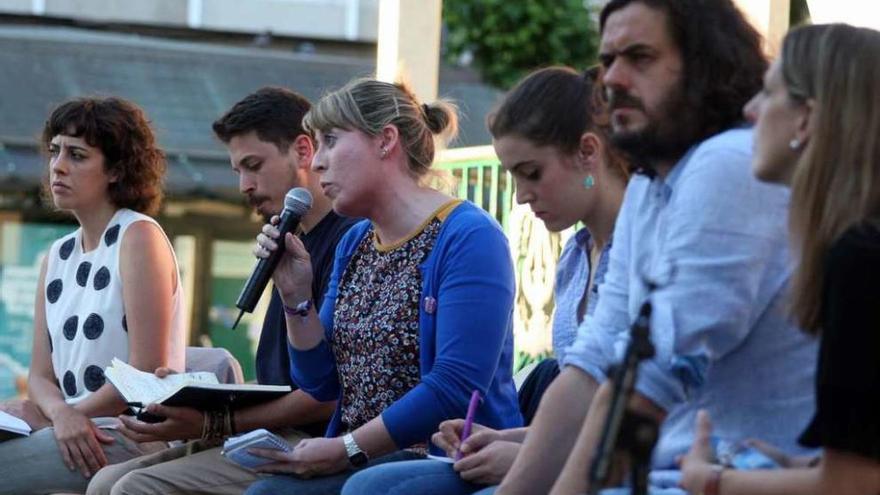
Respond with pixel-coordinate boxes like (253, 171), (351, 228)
(0, 410), (31, 439)
(105, 358), (291, 422)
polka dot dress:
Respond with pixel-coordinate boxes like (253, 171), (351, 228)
(44, 209), (186, 404)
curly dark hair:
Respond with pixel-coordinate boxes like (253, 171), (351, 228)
(599, 0), (767, 140)
(42, 96), (166, 216)
(212, 86), (312, 152)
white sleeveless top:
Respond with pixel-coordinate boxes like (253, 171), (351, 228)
(44, 209), (186, 404)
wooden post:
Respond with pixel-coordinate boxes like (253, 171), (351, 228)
(376, 0), (442, 102)
(734, 0), (791, 55)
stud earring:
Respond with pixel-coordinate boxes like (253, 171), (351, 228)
(583, 175), (595, 189)
(380, 148), (387, 158)
(789, 138), (801, 150)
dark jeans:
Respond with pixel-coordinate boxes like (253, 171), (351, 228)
(243, 450), (423, 495)
(517, 358), (560, 426)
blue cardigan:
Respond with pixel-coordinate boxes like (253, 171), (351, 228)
(288, 201), (523, 449)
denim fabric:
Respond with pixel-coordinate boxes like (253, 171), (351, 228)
(244, 450), (421, 495)
(564, 127), (818, 469)
(342, 459), (484, 495)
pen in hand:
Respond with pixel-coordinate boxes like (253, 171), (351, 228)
(455, 390), (481, 461)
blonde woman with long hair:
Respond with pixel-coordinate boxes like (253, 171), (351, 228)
(681, 23), (880, 495)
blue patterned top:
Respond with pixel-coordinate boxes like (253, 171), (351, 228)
(552, 228), (612, 364)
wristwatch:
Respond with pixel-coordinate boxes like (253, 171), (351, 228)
(342, 433), (369, 467)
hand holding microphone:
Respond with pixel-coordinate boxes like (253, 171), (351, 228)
(233, 188), (313, 328)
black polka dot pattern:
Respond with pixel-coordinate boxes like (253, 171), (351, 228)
(93, 267), (111, 291)
(83, 313), (104, 340)
(84, 365), (105, 392)
(46, 279), (63, 304)
(76, 262), (92, 287)
(63, 315), (78, 341)
(59, 238), (75, 260)
(122, 315), (128, 332)
(104, 224), (121, 247)
(63, 371), (77, 397)
(47, 330), (53, 353)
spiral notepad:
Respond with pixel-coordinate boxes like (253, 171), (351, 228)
(222, 428), (293, 469)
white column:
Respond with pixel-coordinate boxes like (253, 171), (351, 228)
(345, 0), (360, 41)
(376, 0), (442, 102)
(734, 0), (791, 55)
(187, 0), (204, 29)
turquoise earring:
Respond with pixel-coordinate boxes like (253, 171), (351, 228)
(583, 175), (595, 189)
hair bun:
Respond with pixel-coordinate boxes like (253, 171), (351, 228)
(422, 100), (458, 139)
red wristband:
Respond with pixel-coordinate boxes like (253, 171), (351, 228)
(704, 465), (724, 495)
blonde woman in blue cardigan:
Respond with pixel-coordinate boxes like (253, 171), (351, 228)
(245, 78), (522, 495)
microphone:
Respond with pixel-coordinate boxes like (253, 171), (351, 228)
(232, 188), (313, 329)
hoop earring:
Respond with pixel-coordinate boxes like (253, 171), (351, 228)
(583, 175), (595, 189)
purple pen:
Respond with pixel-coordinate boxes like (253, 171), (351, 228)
(455, 389), (481, 461)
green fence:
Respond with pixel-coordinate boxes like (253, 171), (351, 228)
(435, 151), (512, 229)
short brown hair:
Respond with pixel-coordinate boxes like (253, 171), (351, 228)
(212, 86), (312, 152)
(42, 96), (166, 216)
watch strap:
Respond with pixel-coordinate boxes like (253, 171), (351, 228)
(342, 433), (368, 466)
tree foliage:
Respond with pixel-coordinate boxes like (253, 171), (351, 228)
(442, 0), (600, 89)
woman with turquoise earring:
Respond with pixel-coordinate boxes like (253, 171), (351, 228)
(584, 174), (596, 188)
(341, 65), (631, 495)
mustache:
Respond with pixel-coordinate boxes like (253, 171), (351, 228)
(246, 194), (270, 209)
(606, 89), (645, 112)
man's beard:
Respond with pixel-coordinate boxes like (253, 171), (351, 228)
(246, 193), (276, 223)
(608, 86), (702, 174)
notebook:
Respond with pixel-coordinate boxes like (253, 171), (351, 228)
(0, 410), (31, 439)
(221, 428), (293, 469)
(105, 359), (291, 422)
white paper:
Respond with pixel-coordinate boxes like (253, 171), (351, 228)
(0, 410), (31, 436)
(104, 358), (218, 404)
(426, 454), (455, 464)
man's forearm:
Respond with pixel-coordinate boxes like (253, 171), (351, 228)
(234, 389), (335, 433)
(497, 368), (599, 495)
(552, 384), (668, 495)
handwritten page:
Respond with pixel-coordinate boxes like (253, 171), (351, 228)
(105, 358), (218, 404)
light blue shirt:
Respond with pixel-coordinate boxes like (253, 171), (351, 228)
(564, 127), (817, 469)
(552, 228), (611, 364)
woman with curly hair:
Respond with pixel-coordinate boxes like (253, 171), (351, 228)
(0, 96), (186, 494)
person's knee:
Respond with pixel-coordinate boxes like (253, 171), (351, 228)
(109, 470), (160, 495)
(85, 466), (119, 495)
(243, 479), (274, 495)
